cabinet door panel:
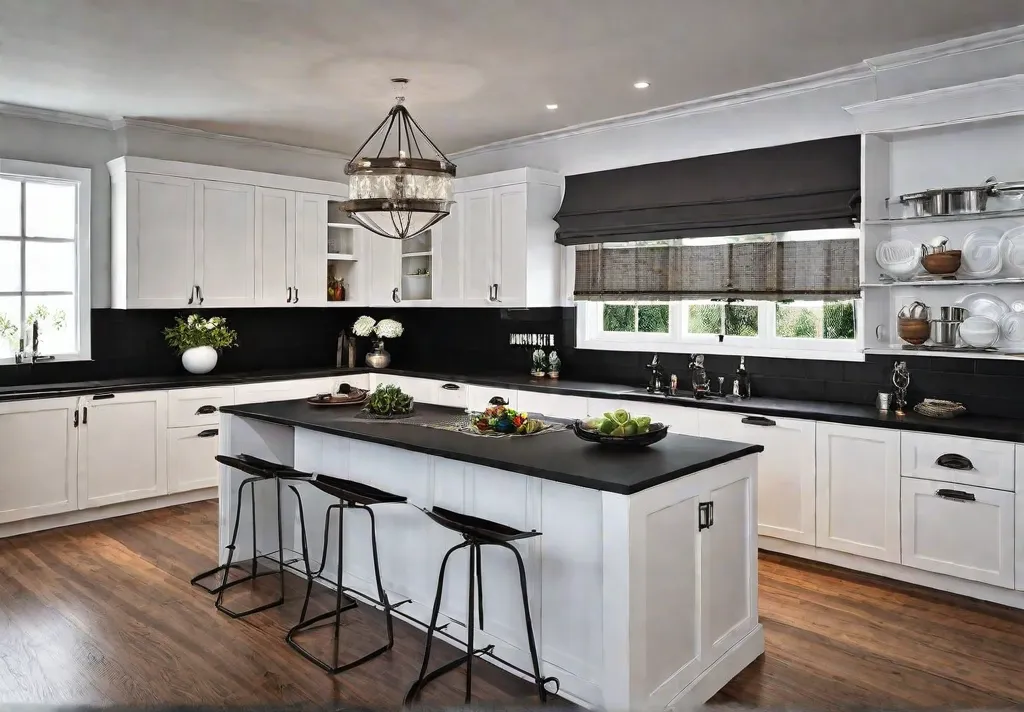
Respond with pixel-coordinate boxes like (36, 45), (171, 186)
(494, 184), (528, 307)
(167, 426), (220, 493)
(435, 197), (463, 305)
(255, 187), (294, 306)
(816, 423), (900, 562)
(462, 190), (495, 307)
(369, 235), (400, 306)
(127, 173), (195, 307)
(195, 181), (255, 307)
(0, 398), (79, 523)
(901, 477), (1014, 588)
(295, 193), (328, 307)
(79, 392), (167, 508)
(699, 411), (815, 545)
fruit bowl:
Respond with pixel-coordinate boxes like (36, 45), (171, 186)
(572, 420), (669, 448)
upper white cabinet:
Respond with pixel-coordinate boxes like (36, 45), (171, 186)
(0, 398), (79, 524)
(699, 411), (816, 545)
(447, 169), (563, 308)
(78, 391), (168, 508)
(109, 157), (345, 309)
(194, 180), (255, 307)
(815, 423), (901, 562)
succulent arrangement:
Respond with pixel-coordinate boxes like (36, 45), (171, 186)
(364, 384), (415, 417)
(585, 408), (653, 437)
(473, 404), (546, 435)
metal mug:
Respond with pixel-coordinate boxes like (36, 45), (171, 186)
(876, 392), (892, 412)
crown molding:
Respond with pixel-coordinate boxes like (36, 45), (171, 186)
(115, 117), (351, 160)
(0, 102), (116, 130)
(450, 63), (871, 160)
(865, 23), (1024, 72)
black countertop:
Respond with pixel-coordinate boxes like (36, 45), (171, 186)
(4, 365), (1024, 443)
(219, 400), (763, 495)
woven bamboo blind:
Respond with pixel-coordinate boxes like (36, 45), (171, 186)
(573, 237), (860, 301)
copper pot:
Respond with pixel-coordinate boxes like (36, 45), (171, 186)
(897, 318), (930, 345)
(922, 250), (962, 275)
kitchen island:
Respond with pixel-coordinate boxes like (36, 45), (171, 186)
(217, 399), (765, 710)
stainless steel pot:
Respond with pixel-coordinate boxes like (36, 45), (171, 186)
(899, 190), (945, 217)
(944, 186), (990, 214)
(939, 306), (968, 321)
(930, 319), (961, 347)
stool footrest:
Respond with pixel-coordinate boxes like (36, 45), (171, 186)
(286, 586), (393, 675)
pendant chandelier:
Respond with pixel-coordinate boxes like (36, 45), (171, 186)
(343, 78), (456, 240)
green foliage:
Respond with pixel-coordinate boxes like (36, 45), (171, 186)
(776, 301), (855, 340)
(163, 314), (238, 354)
(823, 301), (856, 339)
(725, 304), (758, 336)
(637, 304), (669, 333)
(365, 384), (414, 417)
(602, 304), (635, 332)
(0, 312), (17, 348)
(25, 304), (67, 333)
(603, 303), (669, 333)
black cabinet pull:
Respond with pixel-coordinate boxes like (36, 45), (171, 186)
(741, 415), (776, 427)
(73, 409), (79, 428)
(935, 453), (974, 471)
(93, 393), (115, 400)
(936, 488), (976, 502)
(197, 428), (219, 438)
(195, 405), (218, 415)
(698, 501), (712, 531)
(293, 287), (299, 304)
(83, 406), (88, 425)
(287, 287), (293, 303)
(197, 285), (204, 305)
(488, 396), (508, 406)
(187, 285), (195, 305)
(441, 383), (460, 391)
(392, 287), (400, 303)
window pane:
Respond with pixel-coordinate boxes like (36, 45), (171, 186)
(725, 304), (758, 336)
(687, 304), (722, 334)
(24, 294), (75, 356)
(823, 301), (856, 339)
(0, 178), (20, 236)
(776, 302), (823, 338)
(603, 304), (636, 332)
(25, 240), (75, 292)
(0, 295), (20, 359)
(0, 240), (21, 291)
(637, 304), (669, 333)
(25, 181), (76, 239)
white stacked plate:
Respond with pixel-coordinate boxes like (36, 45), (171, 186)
(955, 291), (1011, 322)
(875, 239), (919, 280)
(999, 225), (1024, 277)
(960, 227), (1003, 279)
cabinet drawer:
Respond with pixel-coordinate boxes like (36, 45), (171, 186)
(466, 385), (518, 412)
(518, 390), (588, 420)
(434, 381), (468, 409)
(168, 386), (235, 428)
(901, 432), (1014, 491)
(167, 425), (221, 493)
(370, 375), (438, 405)
(901, 477), (1015, 588)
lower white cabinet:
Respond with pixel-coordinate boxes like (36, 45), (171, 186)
(0, 398), (79, 524)
(368, 374), (440, 405)
(901, 478), (1015, 588)
(815, 422), (901, 563)
(78, 391), (168, 509)
(167, 425), (221, 493)
(234, 379), (328, 404)
(434, 381), (469, 409)
(466, 384), (518, 411)
(699, 411), (816, 545)
(518, 390), (588, 419)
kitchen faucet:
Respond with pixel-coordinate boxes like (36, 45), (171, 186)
(645, 354), (665, 393)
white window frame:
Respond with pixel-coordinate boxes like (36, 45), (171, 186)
(0, 159), (91, 364)
(578, 298), (865, 362)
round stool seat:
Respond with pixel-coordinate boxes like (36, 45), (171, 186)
(311, 475), (407, 506)
(425, 506), (540, 544)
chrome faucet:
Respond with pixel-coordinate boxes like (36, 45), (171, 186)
(645, 354), (665, 393)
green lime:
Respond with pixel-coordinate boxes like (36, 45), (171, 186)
(635, 416), (651, 433)
(598, 418), (617, 435)
(612, 408), (630, 425)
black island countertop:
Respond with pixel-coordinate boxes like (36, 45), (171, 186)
(4, 365), (1024, 443)
(219, 400), (764, 495)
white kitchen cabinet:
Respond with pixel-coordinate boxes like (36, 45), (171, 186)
(434, 381), (469, 409)
(1017, 443), (1024, 592)
(699, 411), (816, 545)
(167, 386), (235, 428)
(167, 425), (221, 493)
(295, 193), (329, 307)
(78, 391), (168, 508)
(493, 183), (529, 306)
(194, 180), (256, 307)
(815, 423), (901, 562)
(518, 390), (588, 419)
(466, 384), (518, 412)
(368, 374), (439, 405)
(115, 172), (197, 308)
(461, 189), (496, 307)
(434, 197), (464, 305)
(255, 187), (295, 306)
(0, 398), (80, 524)
(901, 432), (1015, 492)
(234, 379), (332, 405)
(901, 477), (1015, 588)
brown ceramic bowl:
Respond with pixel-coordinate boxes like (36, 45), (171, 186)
(922, 250), (962, 275)
(898, 317), (930, 345)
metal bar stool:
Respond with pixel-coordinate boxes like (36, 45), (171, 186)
(405, 506), (558, 704)
(190, 453), (311, 618)
(286, 474), (408, 674)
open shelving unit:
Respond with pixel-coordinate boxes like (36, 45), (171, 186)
(399, 231), (433, 302)
(326, 200), (360, 305)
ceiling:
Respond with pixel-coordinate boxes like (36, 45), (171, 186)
(2, 0), (1024, 155)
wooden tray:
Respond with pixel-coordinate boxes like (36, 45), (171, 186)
(306, 389), (367, 406)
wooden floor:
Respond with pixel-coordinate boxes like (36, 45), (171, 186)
(2, 501), (1024, 708)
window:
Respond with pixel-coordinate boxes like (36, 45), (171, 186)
(0, 160), (91, 363)
(582, 298), (861, 360)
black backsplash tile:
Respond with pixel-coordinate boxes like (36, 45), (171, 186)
(5, 304), (1024, 419)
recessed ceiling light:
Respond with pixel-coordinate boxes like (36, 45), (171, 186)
(546, 103), (558, 110)
(634, 80), (650, 89)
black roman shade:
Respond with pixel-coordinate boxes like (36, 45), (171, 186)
(554, 135), (861, 246)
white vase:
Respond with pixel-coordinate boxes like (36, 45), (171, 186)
(182, 345), (218, 374)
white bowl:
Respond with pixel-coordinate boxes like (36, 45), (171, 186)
(959, 316), (999, 348)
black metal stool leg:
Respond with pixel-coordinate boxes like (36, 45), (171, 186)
(503, 540), (553, 702)
(289, 484), (314, 622)
(364, 505), (395, 648)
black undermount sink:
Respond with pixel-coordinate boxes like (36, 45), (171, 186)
(616, 387), (743, 402)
